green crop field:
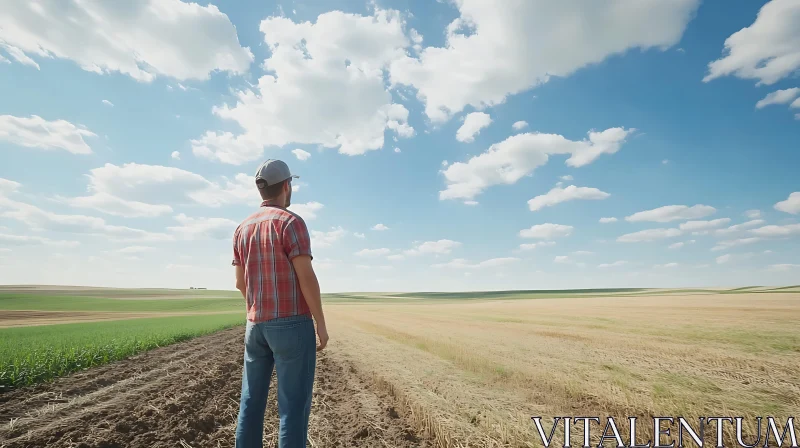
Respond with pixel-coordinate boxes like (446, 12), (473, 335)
(0, 313), (245, 390)
(0, 293), (242, 312)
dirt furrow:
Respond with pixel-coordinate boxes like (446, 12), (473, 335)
(0, 327), (429, 448)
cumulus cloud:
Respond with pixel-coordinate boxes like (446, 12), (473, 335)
(167, 214), (238, 240)
(745, 209), (761, 219)
(519, 223), (573, 240)
(678, 218), (731, 232)
(353, 232), (365, 239)
(355, 248), (392, 257)
(599, 217), (617, 223)
(404, 239), (461, 256)
(193, 8), (414, 163)
(598, 260), (627, 268)
(625, 204), (716, 223)
(518, 241), (556, 251)
(440, 127), (633, 200)
(171, 151), (181, 160)
(288, 202), (324, 220)
(372, 223), (390, 231)
(716, 254), (731, 264)
(432, 257), (519, 269)
(0, 196), (172, 242)
(292, 149), (311, 161)
(527, 185), (609, 212)
(775, 192), (800, 214)
(456, 112), (492, 143)
(714, 219), (766, 236)
(512, 121), (529, 132)
(311, 226), (346, 248)
(389, 0), (699, 122)
(703, 0), (800, 86)
(0, 232), (79, 248)
(617, 228), (682, 243)
(101, 100), (114, 107)
(0, 178), (21, 196)
(750, 223), (800, 237)
(654, 262), (679, 269)
(58, 163), (268, 217)
(711, 237), (762, 252)
(755, 88), (800, 109)
(0, 115), (96, 154)
(668, 242), (684, 249)
(0, 0), (253, 82)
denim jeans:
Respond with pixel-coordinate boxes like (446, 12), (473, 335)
(235, 314), (317, 448)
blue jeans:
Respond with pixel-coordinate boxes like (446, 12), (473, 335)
(235, 314), (317, 448)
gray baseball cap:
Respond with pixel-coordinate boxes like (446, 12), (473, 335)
(254, 159), (299, 187)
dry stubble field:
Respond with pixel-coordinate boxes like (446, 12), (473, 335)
(1, 287), (799, 447)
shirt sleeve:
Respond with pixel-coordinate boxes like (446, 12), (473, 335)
(232, 229), (242, 266)
(283, 217), (313, 260)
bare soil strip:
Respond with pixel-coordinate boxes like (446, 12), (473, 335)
(0, 310), (239, 328)
(0, 327), (428, 448)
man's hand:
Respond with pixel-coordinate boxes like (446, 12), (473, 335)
(316, 321), (329, 351)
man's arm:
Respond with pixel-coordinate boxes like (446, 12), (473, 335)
(291, 255), (328, 351)
(235, 265), (246, 299)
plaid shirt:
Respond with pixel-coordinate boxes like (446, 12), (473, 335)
(232, 202), (312, 322)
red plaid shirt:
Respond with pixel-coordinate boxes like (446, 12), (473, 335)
(232, 202), (312, 322)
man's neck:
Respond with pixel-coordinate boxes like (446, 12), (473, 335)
(262, 199), (285, 208)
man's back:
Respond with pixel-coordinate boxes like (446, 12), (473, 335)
(232, 204), (312, 323)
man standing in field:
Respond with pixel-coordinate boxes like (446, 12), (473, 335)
(232, 159), (329, 448)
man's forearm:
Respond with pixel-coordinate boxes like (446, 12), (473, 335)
(299, 272), (325, 325)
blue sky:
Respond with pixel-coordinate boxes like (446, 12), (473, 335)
(0, 0), (798, 291)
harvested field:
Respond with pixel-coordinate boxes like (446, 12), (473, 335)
(0, 310), (238, 328)
(0, 327), (429, 448)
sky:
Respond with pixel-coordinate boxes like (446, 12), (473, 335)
(0, 0), (799, 292)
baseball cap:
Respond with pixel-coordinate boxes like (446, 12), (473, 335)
(254, 159), (299, 188)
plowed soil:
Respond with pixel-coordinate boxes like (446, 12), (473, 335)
(0, 327), (429, 448)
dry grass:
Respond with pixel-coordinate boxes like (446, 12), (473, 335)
(325, 293), (800, 447)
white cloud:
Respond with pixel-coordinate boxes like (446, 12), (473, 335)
(117, 246), (155, 254)
(560, 175), (574, 181)
(599, 217), (617, 224)
(755, 88), (800, 109)
(715, 219), (766, 236)
(711, 237), (762, 252)
(463, 200), (479, 206)
(668, 242), (684, 249)
(167, 214), (238, 240)
(0, 233), (79, 248)
(389, 0), (699, 122)
(0, 43), (39, 68)
(292, 149), (311, 161)
(171, 151), (181, 160)
(527, 185), (610, 212)
(394, 147), (401, 153)
(440, 127), (633, 200)
(572, 251), (593, 256)
(372, 223), (390, 231)
(654, 262), (679, 269)
(703, 0), (800, 86)
(662, 159), (669, 165)
(678, 218), (731, 232)
(0, 196), (172, 242)
(716, 254), (731, 264)
(405, 239), (461, 256)
(0, 54), (8, 64)
(598, 260), (627, 268)
(0, 178), (21, 196)
(456, 112), (492, 143)
(59, 163), (266, 217)
(0, 0), (253, 82)
(288, 202), (324, 220)
(102, 100), (114, 107)
(387, 254), (405, 261)
(512, 121), (529, 131)
(518, 241), (556, 251)
(617, 228), (682, 243)
(0, 115), (96, 154)
(554, 255), (571, 264)
(193, 8), (413, 163)
(745, 209), (761, 219)
(625, 204), (716, 223)
(519, 223), (573, 240)
(769, 264), (800, 271)
(750, 223), (800, 237)
(60, 193), (173, 218)
(775, 192), (800, 214)
(311, 226), (346, 248)
(355, 248), (392, 257)
(432, 257), (519, 269)
(353, 232), (365, 239)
